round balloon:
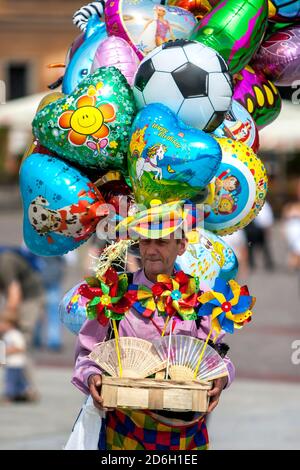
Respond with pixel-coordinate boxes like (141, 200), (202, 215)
(33, 67), (136, 170)
(91, 36), (140, 86)
(252, 25), (300, 86)
(133, 40), (233, 132)
(268, 0), (300, 23)
(190, 0), (268, 74)
(62, 15), (107, 94)
(20, 153), (108, 256)
(233, 65), (282, 129)
(176, 228), (238, 288)
(203, 138), (268, 236)
(128, 103), (222, 207)
(59, 282), (88, 335)
(105, 0), (197, 59)
(213, 100), (259, 152)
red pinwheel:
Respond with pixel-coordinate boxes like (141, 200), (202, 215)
(78, 267), (132, 325)
(152, 271), (200, 320)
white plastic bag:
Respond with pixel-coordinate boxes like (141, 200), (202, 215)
(64, 395), (105, 450)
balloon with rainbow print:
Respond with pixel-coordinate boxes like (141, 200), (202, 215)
(59, 282), (89, 335)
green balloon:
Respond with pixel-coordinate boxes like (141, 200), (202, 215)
(266, 21), (294, 38)
(190, 0), (268, 74)
(32, 67), (136, 170)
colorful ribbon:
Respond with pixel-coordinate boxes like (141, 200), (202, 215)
(198, 277), (255, 334)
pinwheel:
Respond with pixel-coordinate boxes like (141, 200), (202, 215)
(152, 271), (201, 322)
(78, 267), (132, 325)
(79, 267), (135, 377)
(198, 277), (255, 335)
(126, 284), (156, 318)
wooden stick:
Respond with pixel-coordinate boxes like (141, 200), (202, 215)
(193, 326), (213, 379)
(112, 319), (123, 378)
(161, 316), (170, 337)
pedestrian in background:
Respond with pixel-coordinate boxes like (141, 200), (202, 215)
(245, 201), (275, 271)
(0, 247), (45, 398)
(282, 201), (300, 271)
(0, 316), (32, 402)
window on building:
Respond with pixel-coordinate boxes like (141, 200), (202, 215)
(7, 63), (29, 100)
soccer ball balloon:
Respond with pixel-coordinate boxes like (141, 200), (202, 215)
(133, 40), (233, 132)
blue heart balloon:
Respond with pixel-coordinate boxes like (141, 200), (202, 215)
(128, 103), (222, 207)
(20, 153), (107, 256)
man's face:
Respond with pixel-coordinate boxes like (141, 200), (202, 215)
(139, 235), (187, 280)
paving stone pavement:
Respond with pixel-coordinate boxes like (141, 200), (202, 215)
(1, 367), (300, 450)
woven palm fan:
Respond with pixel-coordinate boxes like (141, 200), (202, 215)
(153, 335), (228, 382)
(89, 337), (166, 378)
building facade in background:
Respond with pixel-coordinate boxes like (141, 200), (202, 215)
(0, 0), (84, 99)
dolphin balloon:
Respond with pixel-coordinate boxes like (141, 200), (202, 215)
(62, 13), (107, 94)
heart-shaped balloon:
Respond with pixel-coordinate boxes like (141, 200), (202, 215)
(213, 99), (259, 153)
(203, 138), (268, 236)
(20, 153), (108, 256)
(105, 0), (197, 59)
(23, 92), (64, 163)
(91, 36), (140, 86)
(176, 227), (238, 288)
(190, 0), (268, 74)
(32, 67), (136, 170)
(233, 65), (282, 129)
(128, 103), (222, 207)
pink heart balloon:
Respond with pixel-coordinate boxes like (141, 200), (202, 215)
(105, 0), (197, 59)
(91, 36), (140, 86)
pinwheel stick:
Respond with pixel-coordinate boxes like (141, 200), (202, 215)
(165, 317), (174, 380)
(194, 325), (214, 379)
(112, 319), (123, 378)
(161, 316), (171, 337)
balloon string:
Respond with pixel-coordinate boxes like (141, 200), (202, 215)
(112, 319), (123, 378)
(194, 326), (214, 379)
(161, 316), (170, 337)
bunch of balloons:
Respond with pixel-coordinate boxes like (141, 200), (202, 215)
(20, 0), (299, 304)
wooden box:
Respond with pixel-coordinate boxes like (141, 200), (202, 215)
(101, 376), (212, 412)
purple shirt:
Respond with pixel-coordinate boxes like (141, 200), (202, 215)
(71, 269), (235, 394)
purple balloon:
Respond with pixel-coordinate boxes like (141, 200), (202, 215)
(252, 25), (300, 86)
(91, 36), (140, 86)
(233, 65), (282, 129)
